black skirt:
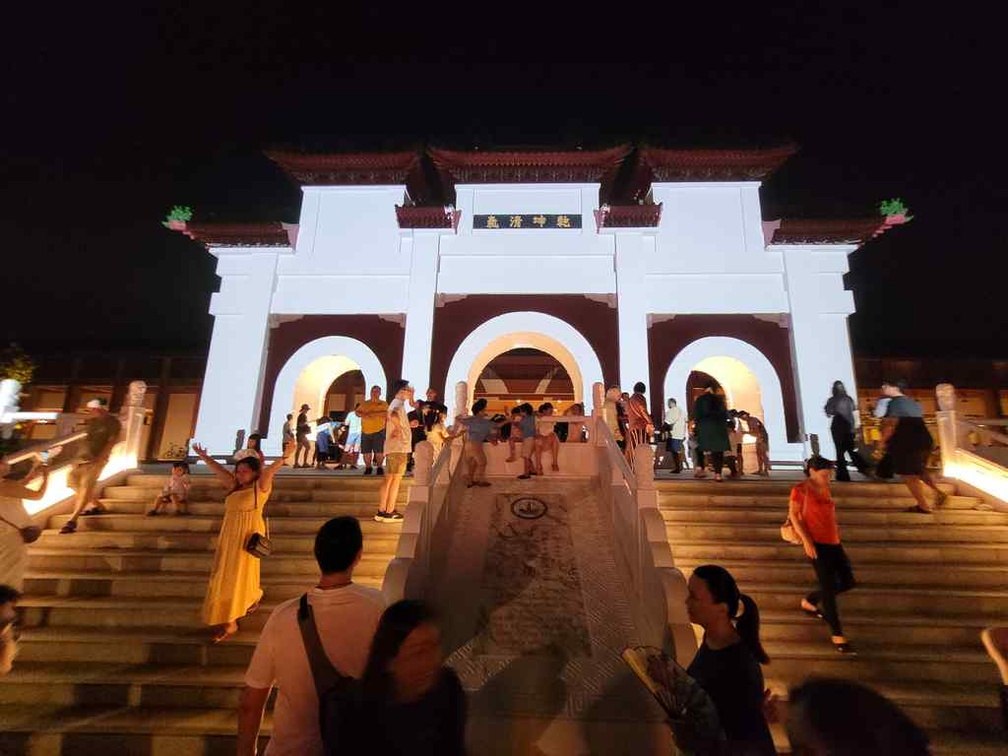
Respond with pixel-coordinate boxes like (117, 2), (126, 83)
(886, 416), (933, 476)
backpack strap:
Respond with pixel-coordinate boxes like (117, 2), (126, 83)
(297, 593), (347, 697)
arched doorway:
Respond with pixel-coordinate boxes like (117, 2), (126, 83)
(264, 336), (388, 455)
(665, 336), (804, 462)
(474, 348), (576, 416)
(443, 312), (605, 415)
(323, 369), (366, 416)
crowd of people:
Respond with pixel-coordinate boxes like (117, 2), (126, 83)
(1, 375), (1002, 753)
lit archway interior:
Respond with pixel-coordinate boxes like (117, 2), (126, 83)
(468, 333), (584, 408)
(690, 356), (764, 421)
(474, 348), (575, 415)
(265, 335), (388, 455)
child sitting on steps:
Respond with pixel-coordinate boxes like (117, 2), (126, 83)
(149, 461), (191, 516)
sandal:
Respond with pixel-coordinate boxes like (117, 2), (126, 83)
(59, 521), (78, 535)
(212, 621), (238, 643)
(832, 641), (857, 655)
(905, 505), (933, 515)
(801, 604), (824, 620)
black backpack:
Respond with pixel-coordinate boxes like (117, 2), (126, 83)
(297, 594), (364, 754)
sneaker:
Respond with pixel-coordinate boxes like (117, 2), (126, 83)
(376, 467), (384, 476)
(363, 467), (373, 476)
(385, 511), (404, 521)
(374, 511), (388, 522)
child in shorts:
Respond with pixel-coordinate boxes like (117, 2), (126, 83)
(149, 462), (191, 516)
(535, 402), (560, 474)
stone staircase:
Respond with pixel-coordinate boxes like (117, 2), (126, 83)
(0, 470), (405, 755)
(657, 477), (1007, 754)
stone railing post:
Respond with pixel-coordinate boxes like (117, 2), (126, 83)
(413, 440), (434, 489)
(118, 381), (148, 461)
(935, 383), (959, 473)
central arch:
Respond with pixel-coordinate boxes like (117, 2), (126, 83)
(264, 336), (388, 455)
(444, 312), (605, 415)
(664, 336), (804, 462)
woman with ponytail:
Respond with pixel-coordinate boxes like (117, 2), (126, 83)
(686, 565), (776, 755)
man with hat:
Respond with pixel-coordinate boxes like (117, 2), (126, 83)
(60, 397), (122, 534)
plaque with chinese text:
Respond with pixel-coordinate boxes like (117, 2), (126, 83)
(473, 214), (582, 230)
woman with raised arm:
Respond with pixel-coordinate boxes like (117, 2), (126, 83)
(193, 439), (293, 643)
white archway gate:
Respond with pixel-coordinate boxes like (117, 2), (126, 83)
(663, 336), (805, 462)
(444, 312), (606, 415)
(264, 336), (388, 455)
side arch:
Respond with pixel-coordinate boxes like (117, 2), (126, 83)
(264, 336), (388, 455)
(444, 312), (605, 414)
(663, 336), (804, 461)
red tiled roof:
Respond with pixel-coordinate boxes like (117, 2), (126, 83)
(595, 203), (663, 229)
(640, 144), (798, 182)
(395, 206), (460, 230)
(266, 150), (420, 185)
(180, 222), (291, 247)
(428, 145), (632, 184)
(770, 217), (892, 245)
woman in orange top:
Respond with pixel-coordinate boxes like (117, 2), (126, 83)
(788, 455), (857, 654)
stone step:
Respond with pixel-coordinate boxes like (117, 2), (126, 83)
(26, 548), (392, 575)
(664, 522), (1008, 544)
(761, 614), (990, 649)
(97, 499), (386, 517)
(18, 597), (281, 632)
(47, 513), (403, 536)
(673, 557), (1008, 588)
(668, 538), (1008, 565)
(763, 640), (999, 684)
(659, 493), (985, 510)
(125, 472), (413, 491)
(31, 528), (400, 553)
(661, 506), (1008, 526)
(102, 486), (408, 504)
(763, 676), (1003, 735)
(0, 704), (271, 755)
(742, 583), (1008, 618)
(655, 479), (956, 497)
(23, 569), (385, 599)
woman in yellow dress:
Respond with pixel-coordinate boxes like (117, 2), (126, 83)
(192, 440), (291, 642)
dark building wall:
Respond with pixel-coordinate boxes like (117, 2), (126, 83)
(647, 315), (802, 442)
(429, 295), (620, 394)
(256, 316), (405, 434)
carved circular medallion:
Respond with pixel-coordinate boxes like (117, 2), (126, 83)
(511, 497), (548, 520)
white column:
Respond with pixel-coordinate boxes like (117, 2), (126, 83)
(193, 251), (278, 455)
(780, 245), (859, 459)
(400, 230), (442, 390)
(614, 232), (653, 391)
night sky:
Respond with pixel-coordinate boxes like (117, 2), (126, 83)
(3, 4), (1005, 359)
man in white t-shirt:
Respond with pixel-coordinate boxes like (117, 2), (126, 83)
(663, 398), (687, 474)
(236, 517), (386, 756)
(375, 379), (412, 523)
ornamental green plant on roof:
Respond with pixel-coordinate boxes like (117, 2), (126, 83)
(162, 205), (194, 228)
(879, 198), (912, 220)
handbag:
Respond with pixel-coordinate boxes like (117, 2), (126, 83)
(0, 513), (42, 544)
(780, 487), (804, 545)
(243, 485), (271, 558)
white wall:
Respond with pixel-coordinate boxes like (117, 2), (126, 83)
(779, 244), (859, 459)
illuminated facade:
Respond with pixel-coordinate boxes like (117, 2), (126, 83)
(178, 146), (904, 460)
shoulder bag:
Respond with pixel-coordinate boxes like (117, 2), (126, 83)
(780, 486), (805, 545)
(244, 485), (272, 558)
(0, 513), (42, 544)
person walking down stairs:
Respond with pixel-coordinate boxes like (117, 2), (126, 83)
(788, 456), (857, 655)
(685, 565), (776, 755)
(879, 379), (948, 514)
(981, 626), (1008, 733)
(193, 439), (293, 643)
(824, 380), (871, 482)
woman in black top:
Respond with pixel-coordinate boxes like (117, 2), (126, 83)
(360, 600), (467, 755)
(824, 380), (870, 482)
(686, 565), (776, 755)
(693, 383), (731, 481)
(880, 379), (947, 514)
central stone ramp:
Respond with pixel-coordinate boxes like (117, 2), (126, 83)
(432, 477), (672, 756)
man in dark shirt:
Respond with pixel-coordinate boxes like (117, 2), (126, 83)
(294, 404), (312, 468)
(60, 398), (122, 534)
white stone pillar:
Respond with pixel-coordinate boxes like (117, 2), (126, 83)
(193, 252), (279, 456)
(780, 245), (859, 459)
(613, 232), (653, 392)
(400, 230), (442, 390)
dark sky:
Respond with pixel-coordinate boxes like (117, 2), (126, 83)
(3, 4), (1005, 359)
